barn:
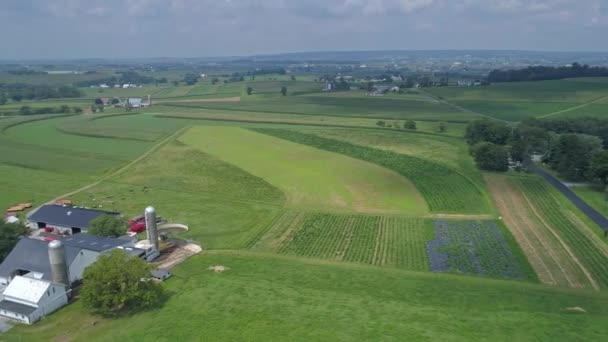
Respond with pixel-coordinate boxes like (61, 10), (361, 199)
(27, 205), (121, 235)
(0, 276), (68, 324)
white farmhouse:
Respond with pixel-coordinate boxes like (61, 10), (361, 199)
(0, 276), (68, 324)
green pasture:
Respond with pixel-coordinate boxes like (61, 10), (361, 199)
(572, 186), (608, 217)
(254, 128), (493, 214)
(179, 126), (427, 215)
(451, 100), (578, 121)
(7, 252), (608, 341)
(150, 106), (466, 136)
(427, 79), (608, 103)
(0, 72), (110, 85)
(69, 140), (284, 249)
(160, 95), (478, 122)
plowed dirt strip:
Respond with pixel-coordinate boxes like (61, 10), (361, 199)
(484, 174), (591, 288)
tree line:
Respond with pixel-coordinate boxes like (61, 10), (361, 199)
(488, 63), (608, 82)
(466, 118), (608, 187)
(0, 83), (81, 102)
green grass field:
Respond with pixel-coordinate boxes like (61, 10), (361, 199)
(253, 128), (493, 214)
(5, 252), (608, 341)
(179, 126), (427, 215)
(425, 78), (608, 121)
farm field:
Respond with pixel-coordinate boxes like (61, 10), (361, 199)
(6, 252), (608, 341)
(425, 78), (608, 121)
(179, 126), (427, 215)
(160, 94), (479, 122)
(151, 106), (466, 136)
(252, 128), (493, 214)
(486, 173), (608, 289)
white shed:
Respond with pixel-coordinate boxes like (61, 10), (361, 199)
(0, 276), (68, 324)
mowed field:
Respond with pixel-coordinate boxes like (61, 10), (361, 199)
(6, 253), (608, 342)
(179, 126), (427, 215)
(426, 78), (608, 121)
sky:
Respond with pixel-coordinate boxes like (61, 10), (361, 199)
(1, 0), (607, 59)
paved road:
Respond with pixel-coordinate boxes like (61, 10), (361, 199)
(532, 165), (608, 233)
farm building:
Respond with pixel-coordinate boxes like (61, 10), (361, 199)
(0, 234), (138, 324)
(0, 234), (133, 286)
(26, 205), (121, 235)
(0, 276), (68, 324)
(151, 268), (172, 281)
(127, 98), (143, 108)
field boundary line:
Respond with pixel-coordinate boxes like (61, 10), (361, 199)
(416, 89), (509, 122)
(521, 191), (600, 290)
(44, 126), (191, 205)
(537, 95), (608, 119)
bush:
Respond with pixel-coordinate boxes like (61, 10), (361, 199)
(404, 120), (416, 130)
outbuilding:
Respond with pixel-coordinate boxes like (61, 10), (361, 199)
(27, 205), (121, 235)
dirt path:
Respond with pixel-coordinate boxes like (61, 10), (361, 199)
(484, 174), (594, 289)
(537, 95), (608, 119)
(45, 126), (189, 206)
(155, 96), (240, 104)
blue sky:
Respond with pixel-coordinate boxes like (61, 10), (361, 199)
(1, 0), (607, 59)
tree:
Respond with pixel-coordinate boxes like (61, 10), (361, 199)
(94, 98), (103, 105)
(465, 120), (510, 145)
(281, 86), (287, 96)
(291, 75), (296, 81)
(403, 120), (417, 130)
(73, 106), (83, 114)
(0, 93), (6, 105)
(510, 140), (529, 163)
(246, 87), (253, 95)
(471, 142), (509, 171)
(376, 120), (386, 128)
(590, 150), (608, 187)
(367, 81), (374, 92)
(19, 106), (32, 115)
(11, 94), (23, 102)
(59, 105), (71, 113)
(437, 121), (447, 133)
(171, 80), (179, 87)
(81, 250), (164, 316)
(88, 215), (126, 237)
(183, 73), (199, 86)
(546, 133), (602, 181)
(0, 221), (28, 262)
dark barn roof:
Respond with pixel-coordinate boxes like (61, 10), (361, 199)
(28, 205), (121, 230)
(0, 234), (130, 281)
(60, 234), (131, 252)
(0, 238), (79, 282)
(0, 300), (37, 316)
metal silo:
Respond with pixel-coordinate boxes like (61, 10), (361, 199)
(145, 206), (159, 250)
(48, 240), (69, 286)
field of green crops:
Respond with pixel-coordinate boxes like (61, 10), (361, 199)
(516, 177), (608, 288)
(255, 212), (432, 270)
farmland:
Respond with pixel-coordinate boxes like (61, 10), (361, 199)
(179, 126), (426, 215)
(3, 73), (608, 340)
(252, 128), (493, 214)
(425, 78), (608, 121)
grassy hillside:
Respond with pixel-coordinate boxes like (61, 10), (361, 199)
(180, 126), (427, 215)
(6, 252), (608, 341)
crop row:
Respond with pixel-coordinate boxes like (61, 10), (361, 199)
(251, 128), (490, 214)
(517, 178), (608, 288)
(427, 219), (526, 280)
(278, 212), (430, 271)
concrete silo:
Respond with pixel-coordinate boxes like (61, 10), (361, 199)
(48, 240), (69, 286)
(145, 206), (159, 250)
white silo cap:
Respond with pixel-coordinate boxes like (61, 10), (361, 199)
(145, 206), (156, 213)
(48, 240), (63, 249)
